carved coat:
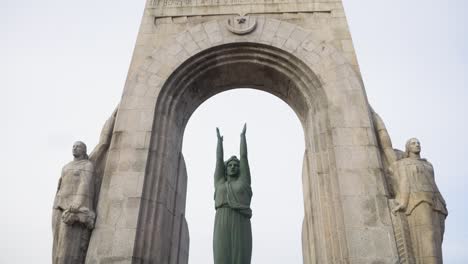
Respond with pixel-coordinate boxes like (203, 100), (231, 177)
(390, 158), (447, 216)
(54, 159), (94, 212)
(52, 159), (95, 264)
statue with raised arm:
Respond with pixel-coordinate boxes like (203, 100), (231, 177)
(372, 109), (447, 264)
(213, 124), (252, 264)
(52, 108), (117, 264)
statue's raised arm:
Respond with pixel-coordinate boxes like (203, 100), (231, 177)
(371, 108), (397, 165)
(239, 123), (251, 185)
(89, 106), (118, 163)
(214, 127), (225, 186)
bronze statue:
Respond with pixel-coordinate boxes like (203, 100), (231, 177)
(372, 110), (447, 264)
(213, 124), (252, 264)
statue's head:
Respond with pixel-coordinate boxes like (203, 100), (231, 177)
(72, 141), (88, 159)
(405, 138), (421, 156)
(225, 156), (240, 177)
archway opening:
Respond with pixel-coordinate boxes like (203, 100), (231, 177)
(136, 42), (343, 263)
(182, 88), (305, 263)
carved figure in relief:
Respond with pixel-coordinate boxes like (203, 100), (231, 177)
(52, 141), (95, 264)
(372, 109), (447, 264)
(52, 109), (117, 264)
(213, 124), (252, 264)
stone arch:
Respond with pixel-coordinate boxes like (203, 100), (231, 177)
(99, 18), (394, 263)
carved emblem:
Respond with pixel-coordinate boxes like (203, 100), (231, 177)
(226, 15), (257, 35)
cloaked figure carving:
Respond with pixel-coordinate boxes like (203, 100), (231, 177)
(52, 108), (117, 264)
(52, 141), (95, 264)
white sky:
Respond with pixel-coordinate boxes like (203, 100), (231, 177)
(2, 0), (467, 263)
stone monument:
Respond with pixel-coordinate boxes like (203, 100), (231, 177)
(52, 0), (447, 263)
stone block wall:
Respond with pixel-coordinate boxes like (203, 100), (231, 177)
(85, 1), (400, 263)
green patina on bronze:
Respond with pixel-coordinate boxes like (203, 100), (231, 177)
(213, 124), (252, 264)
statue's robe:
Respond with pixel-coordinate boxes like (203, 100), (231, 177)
(392, 158), (447, 264)
(52, 159), (95, 264)
(214, 177), (252, 264)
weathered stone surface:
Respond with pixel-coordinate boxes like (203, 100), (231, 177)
(53, 109), (117, 264)
(70, 0), (434, 263)
(372, 111), (447, 264)
(52, 142), (95, 264)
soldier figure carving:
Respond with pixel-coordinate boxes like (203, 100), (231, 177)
(372, 109), (447, 264)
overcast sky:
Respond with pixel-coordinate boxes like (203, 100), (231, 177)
(2, 0), (467, 263)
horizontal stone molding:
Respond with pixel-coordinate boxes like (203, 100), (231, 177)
(149, 1), (337, 18)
